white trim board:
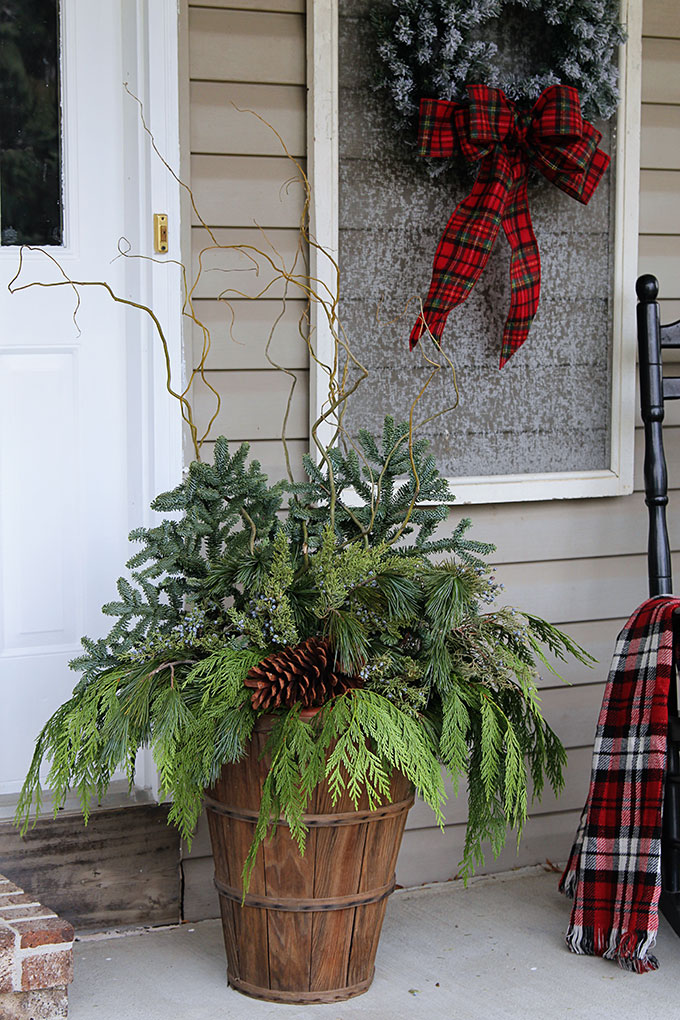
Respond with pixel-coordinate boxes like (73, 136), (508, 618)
(307, 0), (339, 457)
(119, 0), (185, 799)
(307, 0), (642, 505)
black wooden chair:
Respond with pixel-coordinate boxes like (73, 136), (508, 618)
(637, 273), (680, 934)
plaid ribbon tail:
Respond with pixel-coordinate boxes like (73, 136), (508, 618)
(499, 169), (540, 368)
(410, 150), (511, 350)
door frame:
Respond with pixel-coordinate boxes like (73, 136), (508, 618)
(120, 0), (186, 526)
(120, 0), (186, 797)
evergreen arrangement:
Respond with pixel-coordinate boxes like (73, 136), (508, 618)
(17, 417), (592, 890)
(372, 0), (626, 158)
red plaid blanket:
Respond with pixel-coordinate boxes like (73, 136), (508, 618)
(560, 596), (680, 972)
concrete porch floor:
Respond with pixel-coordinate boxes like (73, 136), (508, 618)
(70, 867), (680, 1020)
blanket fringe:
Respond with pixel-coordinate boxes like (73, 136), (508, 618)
(559, 866), (577, 899)
(565, 924), (659, 973)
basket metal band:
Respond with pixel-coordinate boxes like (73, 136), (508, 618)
(227, 971), (375, 1004)
(214, 874), (396, 912)
(204, 793), (414, 828)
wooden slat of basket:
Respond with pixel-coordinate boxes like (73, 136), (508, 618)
(263, 825), (315, 991)
(308, 779), (369, 992)
(347, 771), (413, 986)
(230, 725), (270, 990)
(347, 900), (389, 989)
(206, 809), (241, 979)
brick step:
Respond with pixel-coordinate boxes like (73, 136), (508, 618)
(0, 874), (74, 1020)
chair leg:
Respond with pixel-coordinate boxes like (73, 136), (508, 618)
(661, 712), (680, 933)
(659, 891), (680, 936)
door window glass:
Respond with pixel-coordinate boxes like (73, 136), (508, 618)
(0, 0), (62, 246)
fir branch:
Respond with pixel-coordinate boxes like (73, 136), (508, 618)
(17, 418), (593, 893)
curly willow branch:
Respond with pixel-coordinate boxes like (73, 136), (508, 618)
(7, 246), (203, 461)
(7, 90), (461, 517)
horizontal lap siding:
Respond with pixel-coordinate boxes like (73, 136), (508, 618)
(181, 0), (680, 916)
(191, 82), (306, 156)
(187, 2), (308, 473)
(192, 0), (304, 12)
(189, 8), (305, 84)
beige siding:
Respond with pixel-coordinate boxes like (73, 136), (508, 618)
(640, 105), (680, 169)
(186, 1), (309, 463)
(641, 38), (680, 103)
(183, 0), (310, 918)
(193, 0), (304, 11)
(191, 82), (306, 156)
(643, 0), (680, 37)
(182, 0), (680, 915)
(189, 8), (305, 85)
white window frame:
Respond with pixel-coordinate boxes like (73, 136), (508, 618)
(307, 0), (642, 504)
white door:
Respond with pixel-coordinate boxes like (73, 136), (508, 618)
(0, 1), (183, 802)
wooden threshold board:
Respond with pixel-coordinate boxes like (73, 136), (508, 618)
(0, 804), (180, 931)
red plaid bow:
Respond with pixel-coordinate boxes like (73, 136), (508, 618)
(410, 84), (610, 368)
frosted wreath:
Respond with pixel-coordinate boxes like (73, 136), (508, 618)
(373, 0), (625, 159)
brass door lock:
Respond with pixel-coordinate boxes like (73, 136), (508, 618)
(154, 213), (169, 253)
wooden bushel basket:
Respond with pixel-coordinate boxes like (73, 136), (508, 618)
(205, 715), (414, 1004)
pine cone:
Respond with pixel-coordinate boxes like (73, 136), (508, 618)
(244, 637), (362, 711)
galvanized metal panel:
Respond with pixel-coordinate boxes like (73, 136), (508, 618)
(337, 4), (616, 478)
